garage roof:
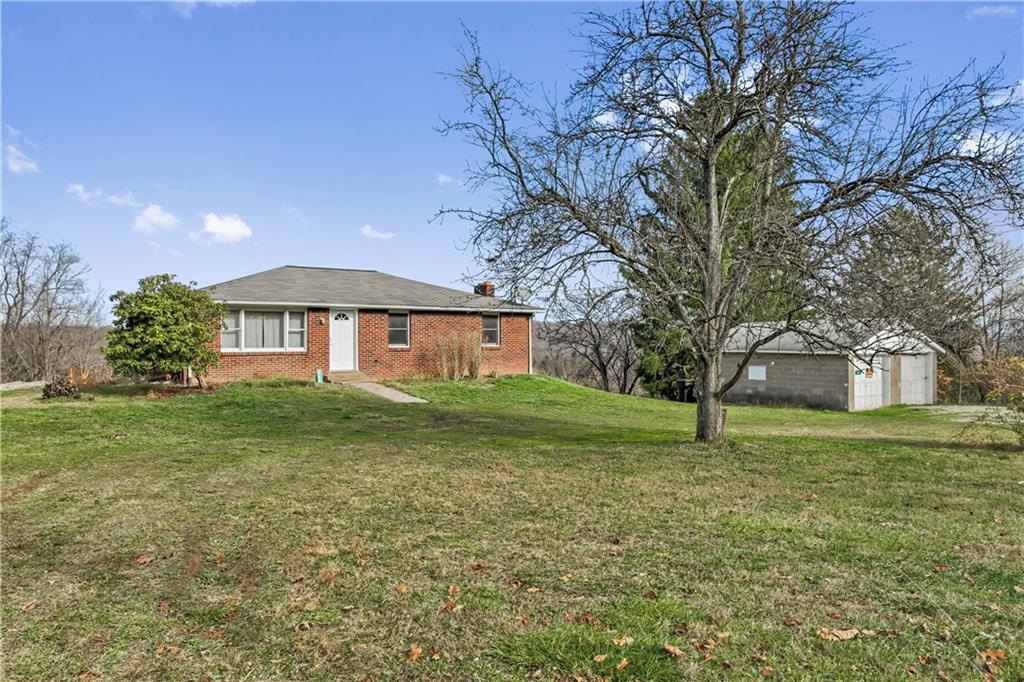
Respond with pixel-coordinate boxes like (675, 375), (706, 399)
(725, 321), (943, 355)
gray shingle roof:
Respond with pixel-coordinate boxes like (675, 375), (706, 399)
(204, 266), (541, 313)
(725, 321), (942, 355)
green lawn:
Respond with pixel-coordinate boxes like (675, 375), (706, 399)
(2, 376), (1021, 680)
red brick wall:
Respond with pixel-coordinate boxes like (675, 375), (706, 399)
(359, 310), (531, 380)
(204, 307), (532, 383)
(205, 308), (330, 383)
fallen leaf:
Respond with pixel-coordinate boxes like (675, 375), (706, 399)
(441, 600), (458, 612)
(615, 658), (629, 671)
(472, 562), (485, 571)
(560, 574), (573, 582)
(406, 645), (423, 663)
(156, 601), (170, 614)
(907, 665), (917, 676)
(818, 627), (859, 641)
(21, 601), (37, 612)
(980, 649), (1007, 662)
(663, 643), (684, 658)
(448, 584), (461, 596)
(206, 629), (224, 639)
(643, 589), (658, 600)
(395, 583), (409, 594)
(429, 646), (441, 661)
(1013, 585), (1023, 594)
(155, 644), (165, 655)
(593, 654), (608, 663)
(576, 612), (596, 624)
(526, 586), (540, 593)
(134, 555), (153, 565)
(782, 617), (800, 627)
(761, 666), (774, 677)
(613, 635), (634, 646)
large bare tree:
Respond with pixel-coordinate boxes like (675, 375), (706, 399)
(0, 219), (106, 382)
(540, 284), (642, 395)
(441, 1), (1024, 442)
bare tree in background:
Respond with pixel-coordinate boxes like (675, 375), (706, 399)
(441, 1), (1024, 442)
(1, 218), (107, 382)
(540, 284), (642, 394)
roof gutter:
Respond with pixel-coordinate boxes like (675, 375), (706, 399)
(213, 299), (543, 314)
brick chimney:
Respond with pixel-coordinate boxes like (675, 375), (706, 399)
(474, 280), (496, 297)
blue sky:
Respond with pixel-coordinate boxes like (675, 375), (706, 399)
(3, 1), (1022, 301)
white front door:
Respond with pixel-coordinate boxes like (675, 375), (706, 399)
(329, 309), (356, 371)
(900, 353), (931, 405)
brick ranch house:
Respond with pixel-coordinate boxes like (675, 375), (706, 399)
(200, 265), (541, 383)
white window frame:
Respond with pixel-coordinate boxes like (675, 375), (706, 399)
(221, 308), (308, 353)
(747, 364), (767, 381)
(221, 310), (241, 350)
(287, 310), (306, 350)
(482, 313), (501, 347)
(387, 311), (410, 348)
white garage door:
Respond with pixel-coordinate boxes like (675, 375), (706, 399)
(853, 357), (886, 411)
(900, 353), (932, 405)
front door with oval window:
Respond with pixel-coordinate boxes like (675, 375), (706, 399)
(329, 309), (356, 371)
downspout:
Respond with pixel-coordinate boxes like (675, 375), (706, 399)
(528, 315), (534, 374)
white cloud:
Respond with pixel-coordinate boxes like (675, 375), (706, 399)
(107, 191), (142, 208)
(436, 173), (457, 186)
(200, 212), (253, 243)
(3, 126), (39, 175)
(988, 78), (1024, 107)
(594, 112), (617, 127)
(284, 205), (309, 224)
(360, 224), (394, 240)
(133, 204), (181, 234)
(66, 183), (103, 205)
(966, 5), (1017, 19)
(171, 0), (254, 18)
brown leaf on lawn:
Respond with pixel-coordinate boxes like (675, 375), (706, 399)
(980, 649), (1007, 662)
(615, 658), (629, 671)
(1013, 585), (1023, 593)
(932, 564), (947, 573)
(406, 645), (423, 663)
(206, 629), (225, 639)
(826, 611), (841, 620)
(395, 583), (409, 594)
(441, 600), (458, 612)
(906, 665), (917, 676)
(576, 612), (596, 624)
(560, 573), (573, 582)
(818, 627), (859, 641)
(593, 654), (608, 662)
(448, 584), (461, 596)
(133, 554), (153, 565)
(643, 590), (658, 600)
(692, 639), (717, 651)
(156, 601), (171, 614)
(472, 562), (485, 571)
(526, 586), (540, 593)
(782, 617), (800, 627)
(613, 635), (634, 646)
(663, 644), (684, 658)
(761, 666), (774, 677)
(21, 601), (37, 612)
(155, 645), (166, 655)
(429, 646), (441, 661)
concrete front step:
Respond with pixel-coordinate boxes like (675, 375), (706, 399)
(328, 371), (371, 383)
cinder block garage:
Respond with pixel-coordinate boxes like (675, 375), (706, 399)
(722, 324), (942, 411)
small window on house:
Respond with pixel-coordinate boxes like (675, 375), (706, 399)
(288, 311), (306, 349)
(748, 364), (767, 381)
(221, 310), (240, 349)
(244, 311), (285, 349)
(482, 313), (500, 346)
(388, 312), (409, 347)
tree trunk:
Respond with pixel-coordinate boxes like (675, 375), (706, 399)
(695, 352), (725, 443)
